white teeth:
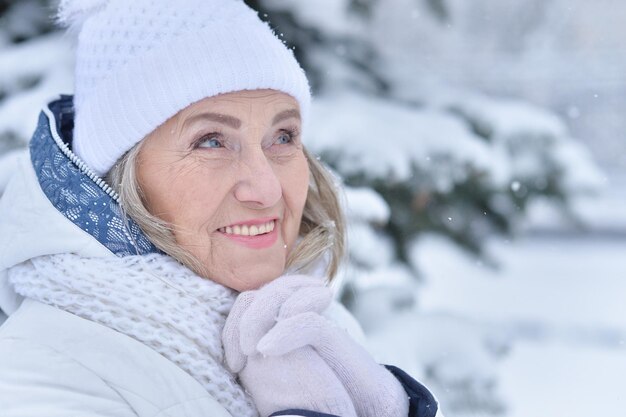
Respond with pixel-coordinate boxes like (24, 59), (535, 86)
(221, 220), (276, 236)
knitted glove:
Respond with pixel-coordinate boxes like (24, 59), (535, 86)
(223, 274), (409, 417)
(223, 275), (358, 417)
(256, 292), (410, 417)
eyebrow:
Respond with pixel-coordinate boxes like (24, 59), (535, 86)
(272, 109), (301, 125)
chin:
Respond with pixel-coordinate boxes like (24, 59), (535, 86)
(220, 260), (286, 292)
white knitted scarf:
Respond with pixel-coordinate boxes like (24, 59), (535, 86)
(8, 253), (258, 417)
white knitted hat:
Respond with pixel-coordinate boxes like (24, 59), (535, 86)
(57, 0), (311, 176)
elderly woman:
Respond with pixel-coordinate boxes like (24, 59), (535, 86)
(0, 1), (441, 416)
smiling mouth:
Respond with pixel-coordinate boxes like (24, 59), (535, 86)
(217, 220), (276, 237)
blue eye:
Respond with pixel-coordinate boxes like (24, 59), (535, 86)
(275, 131), (293, 145)
(197, 136), (223, 149)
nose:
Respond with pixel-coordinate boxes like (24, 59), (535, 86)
(233, 149), (282, 208)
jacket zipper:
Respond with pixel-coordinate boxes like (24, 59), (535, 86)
(42, 103), (121, 203)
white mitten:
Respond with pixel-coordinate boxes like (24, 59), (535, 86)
(258, 311), (410, 417)
(222, 275), (358, 417)
(254, 282), (410, 417)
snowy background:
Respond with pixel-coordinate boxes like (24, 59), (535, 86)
(1, 1), (625, 416)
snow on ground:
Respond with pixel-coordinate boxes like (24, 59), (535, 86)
(406, 233), (626, 417)
(411, 235), (626, 331)
(499, 341), (626, 417)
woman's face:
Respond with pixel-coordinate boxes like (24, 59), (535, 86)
(137, 89), (309, 291)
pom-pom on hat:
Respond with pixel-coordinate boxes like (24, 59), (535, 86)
(57, 0), (311, 176)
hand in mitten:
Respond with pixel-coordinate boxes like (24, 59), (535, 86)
(222, 275), (358, 417)
(256, 291), (410, 417)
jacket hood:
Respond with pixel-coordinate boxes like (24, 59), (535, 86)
(0, 95), (158, 314)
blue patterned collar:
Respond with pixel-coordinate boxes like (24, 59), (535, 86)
(29, 95), (159, 256)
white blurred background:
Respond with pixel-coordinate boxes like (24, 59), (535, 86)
(1, 1), (624, 416)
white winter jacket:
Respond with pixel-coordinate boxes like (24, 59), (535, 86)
(0, 299), (235, 416)
(0, 97), (441, 417)
(0, 100), (240, 415)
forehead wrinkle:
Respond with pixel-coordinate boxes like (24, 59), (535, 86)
(182, 112), (242, 130)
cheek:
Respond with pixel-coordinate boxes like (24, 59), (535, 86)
(139, 156), (229, 233)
